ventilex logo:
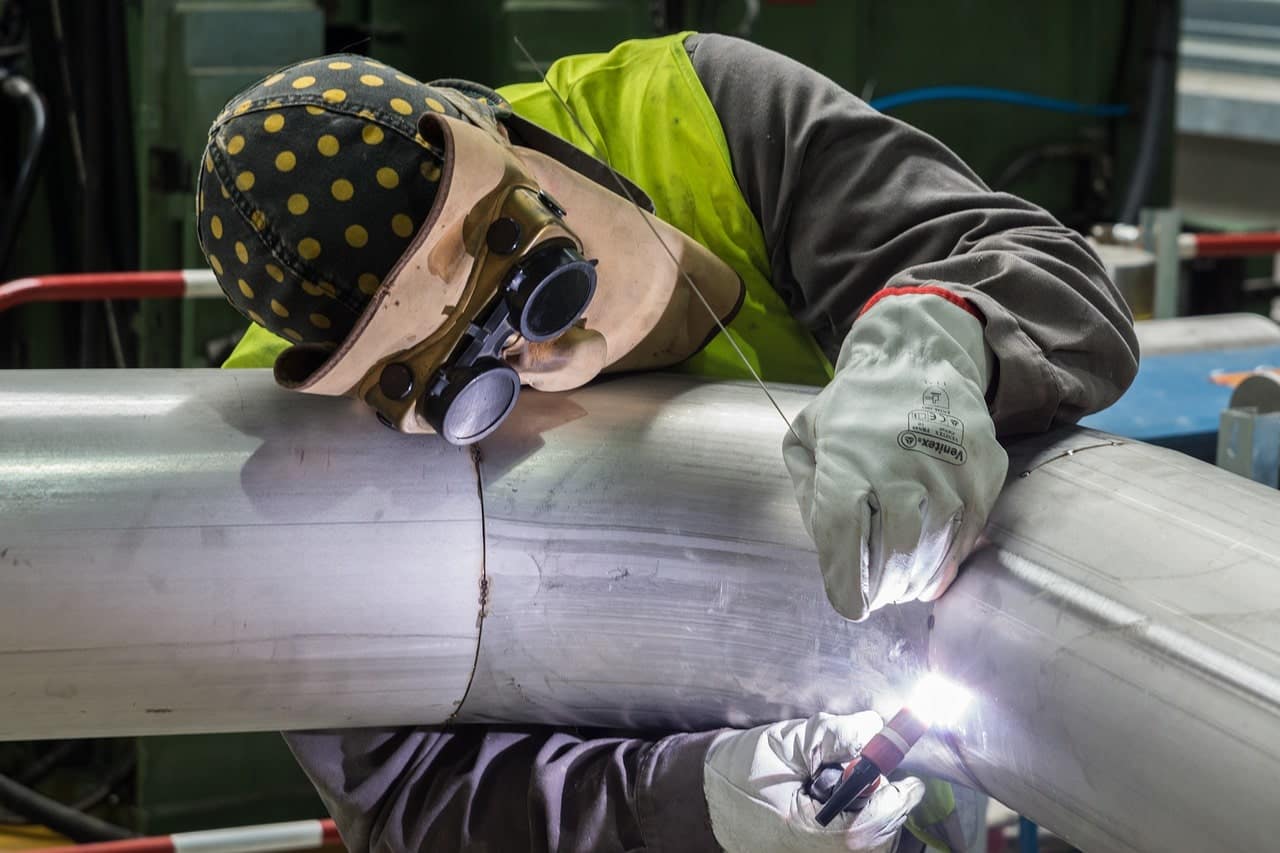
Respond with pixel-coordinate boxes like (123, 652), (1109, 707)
(898, 385), (967, 465)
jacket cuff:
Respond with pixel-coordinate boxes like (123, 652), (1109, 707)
(637, 730), (725, 852)
(944, 284), (1063, 436)
(858, 285), (983, 324)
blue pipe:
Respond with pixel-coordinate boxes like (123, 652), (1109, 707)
(869, 85), (1129, 117)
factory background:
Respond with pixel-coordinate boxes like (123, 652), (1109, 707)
(2, 1), (1279, 851)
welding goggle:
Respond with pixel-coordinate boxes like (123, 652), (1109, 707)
(388, 191), (598, 444)
(273, 112), (599, 442)
(274, 110), (745, 441)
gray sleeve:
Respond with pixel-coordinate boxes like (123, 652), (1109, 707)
(685, 34), (1138, 435)
(283, 726), (722, 852)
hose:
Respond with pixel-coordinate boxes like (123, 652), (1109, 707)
(67, 752), (136, 814)
(1117, 0), (1178, 224)
(0, 69), (48, 275)
(869, 86), (1129, 117)
(0, 771), (133, 843)
(0, 741), (82, 825)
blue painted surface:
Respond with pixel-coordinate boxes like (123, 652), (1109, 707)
(1018, 817), (1040, 853)
(1078, 344), (1280, 461)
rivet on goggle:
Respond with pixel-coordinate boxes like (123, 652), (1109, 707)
(486, 217), (522, 255)
(378, 362), (415, 401)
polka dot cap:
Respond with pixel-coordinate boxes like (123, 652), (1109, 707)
(196, 54), (510, 346)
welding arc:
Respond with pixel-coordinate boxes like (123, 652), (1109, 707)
(510, 36), (801, 443)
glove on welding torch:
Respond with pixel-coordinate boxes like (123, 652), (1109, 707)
(784, 289), (1008, 621)
(703, 711), (924, 853)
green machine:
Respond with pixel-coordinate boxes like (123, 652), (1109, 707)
(0, 0), (1174, 839)
(130, 0), (327, 368)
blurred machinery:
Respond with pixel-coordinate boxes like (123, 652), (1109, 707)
(5, 0), (1279, 849)
(3, 0), (1177, 373)
(1218, 371), (1280, 487)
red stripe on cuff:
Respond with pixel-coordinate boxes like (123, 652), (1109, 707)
(857, 286), (983, 323)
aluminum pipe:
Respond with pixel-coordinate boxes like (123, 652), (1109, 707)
(3, 369), (1280, 852)
(0, 370), (484, 736)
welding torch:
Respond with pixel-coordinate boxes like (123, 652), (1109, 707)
(811, 673), (971, 826)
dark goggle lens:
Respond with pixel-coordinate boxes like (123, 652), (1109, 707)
(422, 358), (521, 445)
(506, 246), (597, 342)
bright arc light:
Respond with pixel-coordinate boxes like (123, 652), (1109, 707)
(909, 672), (972, 728)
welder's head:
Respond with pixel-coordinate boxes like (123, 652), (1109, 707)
(197, 55), (742, 444)
(196, 56), (500, 347)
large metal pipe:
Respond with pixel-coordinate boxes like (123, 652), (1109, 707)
(3, 370), (1280, 852)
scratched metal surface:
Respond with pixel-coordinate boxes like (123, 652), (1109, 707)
(929, 430), (1280, 853)
(4, 369), (1280, 852)
(461, 375), (932, 731)
(0, 369), (483, 739)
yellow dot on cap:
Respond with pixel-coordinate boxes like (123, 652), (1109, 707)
(263, 72), (285, 86)
(345, 224), (369, 248)
(250, 210), (266, 231)
(292, 75), (316, 89)
(420, 160), (441, 181)
(235, 241), (249, 264)
(265, 99), (283, 109)
(305, 105), (325, 116)
(204, 153), (213, 173)
(263, 113), (285, 133)
(317, 135), (339, 156)
(395, 74), (418, 85)
(359, 74), (384, 87)
(361, 125), (384, 145)
(331, 179), (354, 201)
(319, 281), (337, 298)
(248, 309), (265, 325)
(298, 237), (321, 259)
(283, 328), (303, 342)
(376, 167), (399, 189)
(226, 135), (245, 155)
(210, 215), (224, 239)
(238, 279), (254, 298)
(236, 170), (255, 191)
(389, 97), (412, 116)
(358, 273), (380, 295)
(234, 100), (252, 114)
(275, 150), (297, 172)
(209, 254), (223, 275)
(271, 299), (289, 317)
(391, 214), (414, 238)
(287, 193), (309, 215)
(310, 312), (332, 329)
(328, 61), (352, 70)
(322, 88), (347, 104)
(220, 184), (230, 199)
(301, 280), (322, 296)
(364, 59), (385, 67)
(265, 264), (284, 283)
(425, 97), (445, 113)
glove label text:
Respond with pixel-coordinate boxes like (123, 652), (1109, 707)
(897, 385), (967, 465)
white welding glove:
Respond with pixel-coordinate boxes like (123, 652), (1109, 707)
(703, 711), (924, 853)
(784, 290), (1008, 621)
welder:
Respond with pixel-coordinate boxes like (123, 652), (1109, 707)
(197, 31), (1137, 853)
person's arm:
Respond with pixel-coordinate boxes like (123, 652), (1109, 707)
(685, 33), (1137, 435)
(283, 726), (721, 852)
